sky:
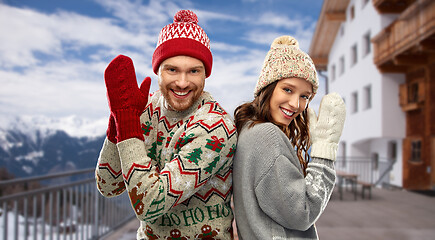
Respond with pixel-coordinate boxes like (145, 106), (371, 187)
(0, 0), (325, 134)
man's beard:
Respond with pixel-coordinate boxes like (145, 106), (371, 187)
(160, 87), (203, 112)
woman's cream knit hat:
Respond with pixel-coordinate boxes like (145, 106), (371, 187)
(254, 35), (319, 96)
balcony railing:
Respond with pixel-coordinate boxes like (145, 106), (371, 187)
(372, 0), (435, 72)
(335, 156), (396, 186)
(0, 168), (134, 240)
(0, 159), (398, 239)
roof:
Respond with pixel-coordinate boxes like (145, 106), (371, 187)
(309, 0), (350, 71)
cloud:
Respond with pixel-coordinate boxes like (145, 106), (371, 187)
(52, 11), (152, 50)
(0, 5), (62, 68)
(212, 42), (248, 53)
(0, 2), (162, 120)
(0, 4), (127, 119)
(194, 9), (241, 24)
(0, 4), (156, 69)
(242, 12), (316, 51)
(0, 59), (108, 118)
(257, 12), (303, 29)
(205, 49), (267, 116)
(0, 0), (323, 127)
(94, 0), (175, 31)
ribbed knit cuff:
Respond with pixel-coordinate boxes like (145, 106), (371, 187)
(106, 115), (117, 144)
(310, 142), (338, 161)
(113, 109), (144, 142)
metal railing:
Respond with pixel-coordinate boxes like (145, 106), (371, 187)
(0, 168), (135, 240)
(335, 156), (396, 186)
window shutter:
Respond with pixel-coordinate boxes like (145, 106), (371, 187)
(403, 138), (411, 163)
(399, 84), (408, 106)
(417, 80), (425, 103)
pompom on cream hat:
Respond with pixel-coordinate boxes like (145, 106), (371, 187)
(254, 35), (319, 96)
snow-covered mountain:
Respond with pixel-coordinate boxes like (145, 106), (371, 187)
(0, 115), (108, 139)
(0, 115), (107, 178)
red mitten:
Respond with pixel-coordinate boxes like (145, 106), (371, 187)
(106, 114), (117, 143)
(104, 55), (151, 142)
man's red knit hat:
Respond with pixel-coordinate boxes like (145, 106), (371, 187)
(152, 10), (213, 78)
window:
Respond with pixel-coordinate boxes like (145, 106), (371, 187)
(363, 31), (371, 57)
(362, 0), (369, 8)
(411, 140), (422, 162)
(350, 5), (355, 20)
(331, 64), (336, 81)
(340, 24), (345, 36)
(388, 141), (397, 161)
(352, 91), (358, 113)
(340, 142), (347, 167)
(408, 82), (420, 103)
(351, 44), (358, 66)
(363, 85), (372, 110)
(399, 78), (426, 111)
(371, 153), (379, 170)
(339, 56), (345, 75)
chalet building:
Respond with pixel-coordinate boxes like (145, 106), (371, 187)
(309, 0), (435, 190)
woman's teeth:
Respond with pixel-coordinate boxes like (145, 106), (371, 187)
(281, 108), (294, 117)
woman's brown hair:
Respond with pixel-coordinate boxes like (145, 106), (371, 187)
(234, 81), (311, 175)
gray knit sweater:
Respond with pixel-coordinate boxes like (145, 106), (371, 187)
(233, 122), (336, 240)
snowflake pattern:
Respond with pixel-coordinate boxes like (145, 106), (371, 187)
(185, 180), (193, 189)
(205, 152), (214, 160)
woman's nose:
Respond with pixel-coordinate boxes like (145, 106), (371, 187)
(288, 95), (300, 110)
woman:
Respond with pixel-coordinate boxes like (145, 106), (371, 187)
(232, 35), (346, 239)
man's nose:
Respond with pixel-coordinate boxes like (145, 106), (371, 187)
(175, 73), (189, 89)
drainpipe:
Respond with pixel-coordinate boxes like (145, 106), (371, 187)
(318, 70), (328, 94)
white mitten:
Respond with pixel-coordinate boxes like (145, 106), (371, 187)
(308, 92), (346, 161)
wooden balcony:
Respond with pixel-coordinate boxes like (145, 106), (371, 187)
(372, 0), (435, 73)
(373, 0), (416, 14)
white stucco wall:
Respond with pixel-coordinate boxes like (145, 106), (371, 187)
(381, 74), (406, 138)
(326, 0), (405, 187)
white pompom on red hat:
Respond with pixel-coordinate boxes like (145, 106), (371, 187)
(152, 10), (213, 78)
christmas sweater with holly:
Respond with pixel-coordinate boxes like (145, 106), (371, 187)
(96, 91), (237, 240)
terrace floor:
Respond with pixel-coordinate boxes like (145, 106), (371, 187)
(102, 187), (435, 240)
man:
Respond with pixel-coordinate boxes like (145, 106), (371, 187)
(95, 10), (237, 239)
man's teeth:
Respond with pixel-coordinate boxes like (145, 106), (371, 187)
(281, 108), (294, 117)
(174, 91), (188, 96)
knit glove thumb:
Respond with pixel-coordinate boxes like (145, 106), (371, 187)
(106, 114), (117, 143)
(308, 92), (346, 161)
(104, 55), (151, 142)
